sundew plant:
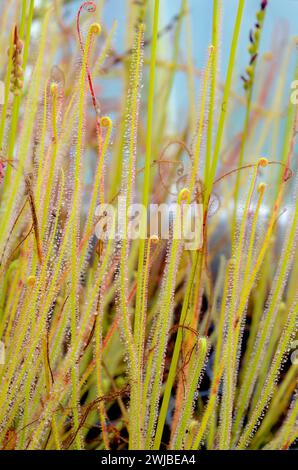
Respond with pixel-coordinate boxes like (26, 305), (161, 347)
(0, 0), (298, 451)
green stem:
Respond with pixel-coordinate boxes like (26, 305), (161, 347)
(204, 0), (220, 182)
(204, 0), (245, 208)
(133, 0), (159, 449)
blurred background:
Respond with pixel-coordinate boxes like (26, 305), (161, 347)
(2, 0), (298, 199)
(37, 0), (298, 116)
(30, 0), (298, 161)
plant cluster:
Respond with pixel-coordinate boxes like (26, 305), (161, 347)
(0, 0), (297, 450)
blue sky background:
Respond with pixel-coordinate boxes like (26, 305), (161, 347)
(65, 0), (298, 70)
(96, 0), (298, 124)
(97, 0), (298, 69)
(59, 0), (298, 156)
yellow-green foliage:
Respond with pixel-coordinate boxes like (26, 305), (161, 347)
(0, 0), (297, 451)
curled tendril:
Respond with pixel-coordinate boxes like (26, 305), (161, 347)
(76, 1), (100, 117)
(213, 160), (294, 187)
(158, 148), (294, 220)
(157, 140), (193, 197)
(84, 2), (96, 13)
(77, 1), (97, 55)
(157, 140), (221, 217)
(50, 65), (65, 88)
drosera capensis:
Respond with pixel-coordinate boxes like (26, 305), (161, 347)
(0, 0), (297, 451)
